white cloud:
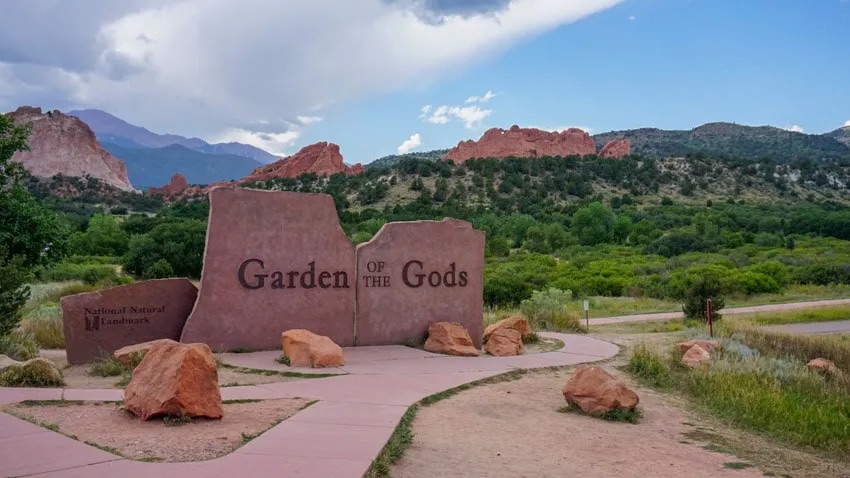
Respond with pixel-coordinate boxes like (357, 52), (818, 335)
(531, 125), (594, 134)
(425, 104), (492, 128)
(296, 115), (323, 125)
(465, 90), (497, 103)
(784, 124), (805, 133)
(397, 133), (423, 154)
(629, 15), (636, 21)
(844, 120), (850, 127)
(210, 128), (300, 156)
(0, 0), (623, 140)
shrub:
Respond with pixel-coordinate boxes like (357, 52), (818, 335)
(19, 305), (64, 348)
(732, 271), (781, 295)
(143, 259), (174, 279)
(0, 358), (63, 387)
(625, 343), (673, 388)
(0, 330), (39, 361)
(40, 262), (119, 283)
(0, 254), (30, 337)
(519, 288), (581, 331)
(682, 276), (725, 322)
(39, 283), (98, 304)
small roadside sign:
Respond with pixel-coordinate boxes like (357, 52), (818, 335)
(583, 300), (589, 311)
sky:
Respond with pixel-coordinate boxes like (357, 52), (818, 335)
(1, 0), (848, 164)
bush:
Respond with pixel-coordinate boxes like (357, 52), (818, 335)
(0, 330), (40, 361)
(40, 262), (119, 283)
(625, 343), (673, 388)
(143, 258), (174, 279)
(0, 254), (30, 337)
(732, 271), (781, 295)
(682, 276), (725, 322)
(0, 358), (63, 387)
(519, 288), (581, 332)
(19, 305), (64, 349)
(122, 220), (206, 279)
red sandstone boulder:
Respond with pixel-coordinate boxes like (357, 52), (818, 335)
(676, 339), (721, 355)
(281, 329), (345, 368)
(599, 139), (631, 159)
(124, 341), (223, 420)
(443, 125), (597, 164)
(149, 173), (189, 197)
(483, 315), (533, 343)
(242, 142), (363, 182)
(424, 322), (479, 357)
(484, 328), (523, 356)
(562, 365), (639, 415)
(113, 339), (178, 366)
(7, 106), (134, 191)
(806, 358), (841, 377)
(681, 344), (711, 367)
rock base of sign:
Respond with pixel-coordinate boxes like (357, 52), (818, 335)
(676, 339), (721, 355)
(484, 328), (523, 356)
(355, 218), (485, 348)
(483, 315), (533, 343)
(0, 357), (64, 387)
(562, 365), (639, 415)
(60, 278), (198, 364)
(124, 341), (223, 420)
(681, 344), (711, 367)
(281, 329), (344, 368)
(114, 339), (178, 366)
(424, 322), (479, 357)
(180, 188), (356, 351)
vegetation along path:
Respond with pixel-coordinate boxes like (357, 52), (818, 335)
(0, 333), (618, 478)
(590, 298), (850, 325)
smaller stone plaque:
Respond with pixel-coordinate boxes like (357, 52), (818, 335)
(60, 279), (198, 364)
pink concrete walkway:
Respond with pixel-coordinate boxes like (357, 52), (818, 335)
(0, 333), (618, 478)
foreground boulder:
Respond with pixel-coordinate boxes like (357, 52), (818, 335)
(483, 315), (533, 343)
(114, 339), (178, 366)
(562, 366), (639, 415)
(681, 344), (711, 367)
(676, 339), (721, 355)
(281, 329), (344, 368)
(124, 342), (223, 420)
(424, 322), (479, 357)
(807, 358), (841, 377)
(484, 328), (523, 357)
(0, 357), (63, 387)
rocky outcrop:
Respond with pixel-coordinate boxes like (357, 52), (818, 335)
(242, 142), (363, 182)
(676, 339), (721, 355)
(562, 366), (639, 415)
(681, 344), (711, 367)
(484, 328), (523, 356)
(443, 125), (597, 164)
(124, 341), (223, 420)
(483, 316), (533, 343)
(6, 106), (134, 191)
(113, 339), (178, 366)
(281, 329), (345, 368)
(424, 322), (479, 357)
(599, 139), (631, 158)
(149, 173), (189, 196)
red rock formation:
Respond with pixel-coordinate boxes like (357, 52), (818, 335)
(443, 125), (597, 164)
(599, 138), (631, 159)
(149, 173), (189, 196)
(242, 142), (363, 182)
(562, 365), (640, 415)
(6, 106), (134, 191)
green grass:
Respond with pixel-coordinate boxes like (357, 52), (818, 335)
(365, 405), (419, 478)
(222, 399), (263, 404)
(557, 404), (643, 423)
(722, 322), (850, 371)
(19, 305), (64, 348)
(219, 363), (340, 379)
(89, 357), (129, 377)
(163, 414), (192, 426)
(419, 370), (527, 406)
(722, 462), (752, 470)
(275, 355), (291, 366)
(591, 319), (687, 334)
(626, 338), (850, 455)
(0, 330), (40, 361)
(731, 306), (850, 326)
(0, 358), (64, 387)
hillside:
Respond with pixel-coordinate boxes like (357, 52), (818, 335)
(102, 142), (263, 188)
(825, 126), (850, 147)
(69, 109), (278, 163)
(368, 149), (449, 169)
(593, 122), (850, 163)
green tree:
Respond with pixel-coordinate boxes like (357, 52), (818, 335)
(122, 220), (207, 279)
(71, 214), (130, 256)
(571, 202), (615, 245)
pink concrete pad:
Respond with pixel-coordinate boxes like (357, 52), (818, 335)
(60, 278), (197, 364)
(235, 421), (393, 461)
(0, 412), (49, 438)
(62, 388), (124, 402)
(0, 427), (121, 477)
(257, 374), (435, 405)
(181, 188), (357, 350)
(356, 219), (485, 347)
(287, 401), (407, 428)
(219, 351), (346, 375)
(337, 345), (439, 362)
(219, 385), (293, 400)
(339, 356), (508, 375)
(0, 386), (63, 405)
(545, 333), (621, 358)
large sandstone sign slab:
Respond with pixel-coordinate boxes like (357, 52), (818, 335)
(355, 219), (485, 347)
(180, 188), (356, 350)
(60, 279), (197, 364)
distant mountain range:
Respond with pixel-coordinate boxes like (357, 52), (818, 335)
(67, 109), (276, 188)
(593, 122), (850, 163)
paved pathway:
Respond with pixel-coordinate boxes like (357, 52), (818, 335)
(590, 298), (850, 325)
(0, 333), (619, 478)
(763, 319), (850, 335)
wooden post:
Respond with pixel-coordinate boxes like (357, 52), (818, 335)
(707, 298), (714, 337)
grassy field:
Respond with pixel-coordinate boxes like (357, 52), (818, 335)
(626, 331), (850, 457)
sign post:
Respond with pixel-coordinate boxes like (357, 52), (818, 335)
(583, 300), (590, 332)
(706, 298), (714, 337)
